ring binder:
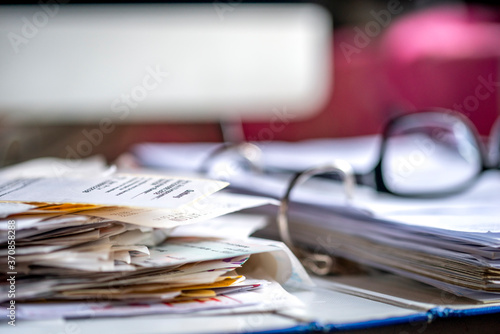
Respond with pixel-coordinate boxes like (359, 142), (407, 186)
(277, 160), (355, 276)
(198, 140), (357, 276)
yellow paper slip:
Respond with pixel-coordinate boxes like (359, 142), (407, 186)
(27, 203), (104, 213)
(56, 276), (255, 301)
(60, 276), (243, 295)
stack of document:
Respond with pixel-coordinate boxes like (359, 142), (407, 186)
(0, 158), (307, 320)
(132, 140), (500, 303)
(279, 193), (500, 302)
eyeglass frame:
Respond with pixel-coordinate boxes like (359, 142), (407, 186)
(366, 108), (500, 198)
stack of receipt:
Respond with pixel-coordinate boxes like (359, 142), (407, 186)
(0, 158), (306, 320)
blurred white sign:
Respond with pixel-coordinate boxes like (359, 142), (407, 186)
(0, 4), (332, 123)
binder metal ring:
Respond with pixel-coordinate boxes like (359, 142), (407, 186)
(277, 160), (355, 276)
(198, 142), (262, 175)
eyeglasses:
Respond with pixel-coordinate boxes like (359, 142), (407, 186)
(274, 109), (500, 275)
(200, 108), (499, 198)
(362, 109), (500, 197)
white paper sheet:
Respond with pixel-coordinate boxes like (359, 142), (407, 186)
(81, 193), (276, 228)
(170, 213), (268, 239)
(0, 156), (112, 179)
(133, 136), (381, 175)
(132, 237), (281, 268)
(0, 202), (37, 218)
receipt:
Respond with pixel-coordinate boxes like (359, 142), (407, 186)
(0, 174), (228, 209)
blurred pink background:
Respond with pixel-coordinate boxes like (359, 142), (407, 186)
(243, 4), (500, 140)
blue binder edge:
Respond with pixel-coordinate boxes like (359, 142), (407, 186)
(249, 322), (323, 334)
(324, 312), (430, 332)
(252, 304), (500, 333)
(251, 313), (431, 333)
(429, 304), (500, 318)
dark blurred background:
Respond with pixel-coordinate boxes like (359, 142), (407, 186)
(1, 0), (499, 166)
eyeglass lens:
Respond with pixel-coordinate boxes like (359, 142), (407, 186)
(380, 112), (483, 196)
